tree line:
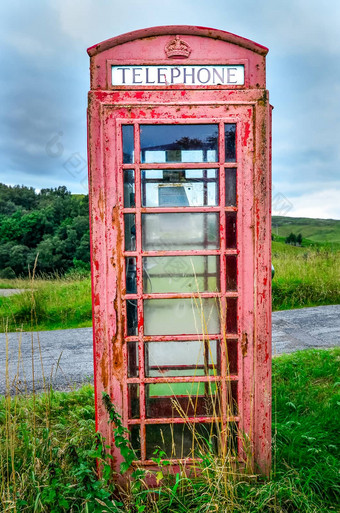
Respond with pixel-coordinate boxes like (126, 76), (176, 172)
(0, 184), (90, 278)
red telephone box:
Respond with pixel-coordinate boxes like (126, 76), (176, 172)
(87, 26), (272, 478)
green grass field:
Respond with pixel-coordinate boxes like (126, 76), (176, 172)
(0, 236), (339, 332)
(272, 215), (340, 244)
(0, 348), (339, 512)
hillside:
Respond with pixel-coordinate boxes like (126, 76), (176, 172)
(272, 216), (340, 243)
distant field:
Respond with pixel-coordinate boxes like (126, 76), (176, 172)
(272, 215), (340, 244)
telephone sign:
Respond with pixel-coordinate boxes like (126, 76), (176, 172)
(87, 25), (272, 481)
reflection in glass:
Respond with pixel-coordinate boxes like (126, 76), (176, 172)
(126, 257), (137, 294)
(128, 384), (139, 418)
(225, 124), (236, 162)
(226, 255), (237, 291)
(122, 125), (134, 163)
(124, 170), (135, 207)
(145, 422), (219, 459)
(142, 213), (219, 251)
(146, 381), (220, 419)
(141, 169), (218, 207)
(226, 340), (238, 375)
(145, 340), (220, 377)
(129, 425), (141, 459)
(225, 212), (237, 249)
(124, 214), (136, 251)
(226, 298), (238, 334)
(140, 124), (218, 163)
(126, 300), (138, 336)
(144, 298), (220, 336)
(143, 256), (220, 293)
(225, 168), (237, 206)
(127, 342), (138, 377)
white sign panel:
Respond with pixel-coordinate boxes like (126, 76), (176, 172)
(112, 65), (244, 86)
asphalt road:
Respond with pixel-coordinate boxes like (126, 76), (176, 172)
(0, 305), (339, 395)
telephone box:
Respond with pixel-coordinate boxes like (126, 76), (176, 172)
(87, 26), (272, 478)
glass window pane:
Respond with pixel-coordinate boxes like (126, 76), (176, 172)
(126, 257), (137, 294)
(144, 298), (220, 336)
(126, 300), (138, 336)
(226, 255), (237, 291)
(142, 213), (219, 251)
(146, 381), (220, 419)
(122, 125), (134, 163)
(225, 212), (237, 249)
(129, 425), (141, 460)
(145, 422), (220, 459)
(124, 214), (136, 251)
(145, 340), (220, 377)
(225, 168), (237, 206)
(141, 169), (218, 207)
(226, 298), (238, 334)
(128, 384), (139, 419)
(143, 256), (220, 293)
(226, 340), (238, 375)
(127, 341), (138, 377)
(124, 170), (135, 207)
(225, 124), (236, 162)
(140, 124), (218, 163)
(227, 381), (238, 416)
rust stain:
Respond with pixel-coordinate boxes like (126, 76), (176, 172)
(101, 349), (108, 389)
(241, 332), (248, 357)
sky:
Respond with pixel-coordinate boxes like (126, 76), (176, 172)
(0, 0), (339, 219)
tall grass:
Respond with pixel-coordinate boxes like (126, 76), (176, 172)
(272, 242), (340, 310)
(1, 348), (338, 512)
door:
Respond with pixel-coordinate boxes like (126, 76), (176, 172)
(107, 103), (254, 465)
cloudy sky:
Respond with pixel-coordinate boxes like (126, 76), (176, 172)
(1, 0), (339, 219)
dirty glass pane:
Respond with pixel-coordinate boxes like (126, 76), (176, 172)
(225, 168), (237, 206)
(122, 125), (134, 163)
(226, 255), (237, 291)
(225, 124), (236, 162)
(227, 381), (238, 416)
(126, 257), (137, 294)
(124, 214), (136, 251)
(226, 298), (238, 334)
(126, 300), (138, 336)
(128, 384), (139, 419)
(225, 212), (237, 249)
(143, 256), (220, 293)
(127, 342), (138, 377)
(140, 124), (218, 163)
(145, 340), (220, 377)
(144, 298), (220, 336)
(145, 422), (220, 459)
(146, 381), (220, 419)
(226, 340), (238, 375)
(142, 213), (219, 251)
(124, 170), (135, 207)
(129, 425), (141, 460)
(141, 169), (218, 207)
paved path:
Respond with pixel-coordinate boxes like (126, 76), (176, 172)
(0, 305), (339, 395)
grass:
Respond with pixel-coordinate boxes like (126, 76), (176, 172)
(0, 275), (92, 332)
(0, 348), (339, 512)
(272, 242), (340, 310)
(0, 240), (339, 332)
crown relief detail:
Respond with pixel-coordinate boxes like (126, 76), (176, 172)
(165, 35), (192, 59)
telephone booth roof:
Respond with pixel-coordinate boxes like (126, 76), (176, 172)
(87, 25), (268, 57)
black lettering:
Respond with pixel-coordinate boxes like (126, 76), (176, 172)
(157, 67), (167, 84)
(183, 67), (195, 84)
(212, 67), (225, 84)
(117, 67), (128, 84)
(132, 67), (143, 84)
(145, 68), (155, 84)
(197, 67), (211, 84)
(227, 67), (238, 84)
(171, 67), (181, 84)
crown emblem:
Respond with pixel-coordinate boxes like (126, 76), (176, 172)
(165, 35), (192, 59)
